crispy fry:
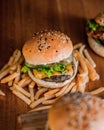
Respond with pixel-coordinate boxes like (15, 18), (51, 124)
(29, 81), (35, 102)
(0, 90), (5, 96)
(14, 83), (30, 97)
(74, 51), (88, 77)
(62, 82), (76, 96)
(17, 76), (31, 87)
(18, 56), (24, 65)
(14, 65), (21, 83)
(13, 50), (21, 64)
(55, 84), (69, 97)
(13, 90), (31, 105)
(8, 80), (13, 86)
(8, 56), (14, 66)
(30, 95), (54, 108)
(21, 73), (28, 79)
(29, 105), (51, 112)
(85, 59), (99, 81)
(77, 74), (89, 92)
(90, 87), (104, 95)
(79, 44), (86, 59)
(84, 49), (96, 68)
(42, 98), (57, 105)
(34, 88), (48, 100)
(1, 72), (19, 83)
(44, 88), (60, 97)
(0, 68), (10, 80)
(9, 64), (17, 71)
(0, 64), (8, 74)
(71, 85), (77, 92)
(73, 43), (83, 50)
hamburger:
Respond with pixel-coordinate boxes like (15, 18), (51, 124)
(48, 92), (104, 130)
(86, 12), (104, 57)
(22, 30), (78, 88)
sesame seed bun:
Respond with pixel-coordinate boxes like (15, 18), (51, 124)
(22, 30), (73, 65)
(48, 92), (104, 130)
(88, 37), (104, 57)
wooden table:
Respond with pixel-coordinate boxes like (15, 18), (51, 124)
(0, 0), (104, 130)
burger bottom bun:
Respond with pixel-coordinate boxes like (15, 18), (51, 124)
(88, 37), (104, 57)
(48, 92), (104, 130)
(28, 57), (78, 88)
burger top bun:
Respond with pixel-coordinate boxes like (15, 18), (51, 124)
(48, 92), (104, 130)
(22, 30), (73, 65)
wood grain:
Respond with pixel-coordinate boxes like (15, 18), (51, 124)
(0, 0), (104, 130)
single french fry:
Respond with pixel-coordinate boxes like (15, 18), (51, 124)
(71, 85), (77, 92)
(77, 74), (89, 92)
(74, 51), (88, 77)
(18, 56), (24, 65)
(12, 50), (21, 64)
(0, 90), (5, 96)
(55, 84), (69, 97)
(29, 81), (35, 102)
(8, 56), (14, 66)
(42, 98), (57, 105)
(14, 65), (21, 83)
(79, 44), (86, 59)
(0, 64), (8, 74)
(9, 64), (17, 71)
(84, 49), (96, 68)
(44, 88), (60, 97)
(62, 82), (76, 96)
(34, 88), (48, 100)
(85, 59), (99, 81)
(29, 105), (51, 112)
(90, 87), (104, 95)
(13, 90), (31, 105)
(73, 43), (83, 50)
(30, 95), (54, 108)
(14, 83), (30, 97)
(21, 73), (28, 79)
(8, 80), (13, 86)
(1, 72), (19, 83)
(17, 76), (31, 87)
(0, 68), (9, 80)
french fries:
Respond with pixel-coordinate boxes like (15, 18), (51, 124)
(0, 44), (100, 111)
(0, 90), (5, 96)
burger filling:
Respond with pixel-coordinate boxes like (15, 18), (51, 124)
(86, 19), (104, 46)
(21, 55), (74, 82)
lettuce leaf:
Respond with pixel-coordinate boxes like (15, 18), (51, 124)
(87, 19), (98, 31)
(21, 63), (67, 77)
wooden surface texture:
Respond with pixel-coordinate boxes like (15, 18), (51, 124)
(0, 0), (104, 130)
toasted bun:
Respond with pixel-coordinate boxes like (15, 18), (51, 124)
(28, 57), (78, 88)
(48, 92), (104, 130)
(22, 30), (73, 65)
(88, 37), (104, 57)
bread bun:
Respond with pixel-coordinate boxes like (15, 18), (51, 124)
(88, 37), (104, 57)
(23, 30), (73, 65)
(48, 92), (104, 130)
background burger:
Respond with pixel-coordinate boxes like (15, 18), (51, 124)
(48, 92), (104, 130)
(86, 12), (104, 57)
(22, 30), (78, 88)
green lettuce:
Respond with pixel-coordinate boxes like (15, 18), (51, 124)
(21, 63), (67, 78)
(87, 19), (98, 31)
(87, 19), (104, 32)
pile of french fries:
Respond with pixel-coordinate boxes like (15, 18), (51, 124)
(0, 43), (103, 111)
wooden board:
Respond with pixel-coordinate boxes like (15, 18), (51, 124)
(0, 0), (104, 130)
